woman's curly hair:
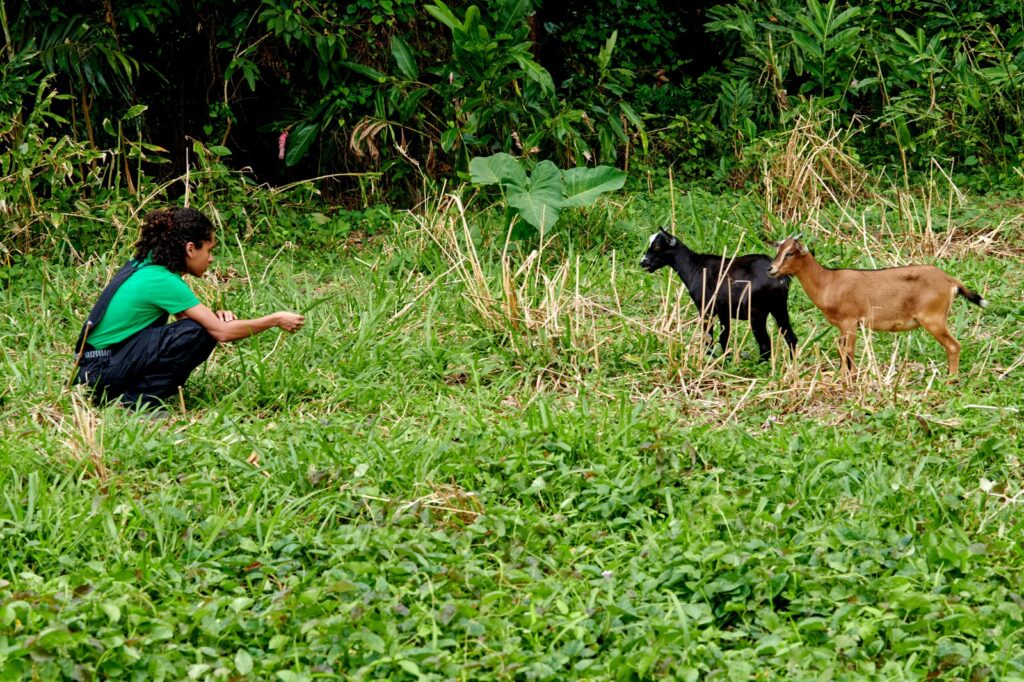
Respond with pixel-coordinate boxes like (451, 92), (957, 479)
(133, 208), (215, 273)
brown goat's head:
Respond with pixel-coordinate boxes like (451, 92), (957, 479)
(768, 237), (808, 278)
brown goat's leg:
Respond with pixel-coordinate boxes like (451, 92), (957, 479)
(920, 319), (962, 375)
(837, 325), (858, 377)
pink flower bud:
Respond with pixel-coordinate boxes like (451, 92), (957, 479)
(278, 130), (289, 161)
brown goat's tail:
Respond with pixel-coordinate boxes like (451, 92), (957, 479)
(957, 284), (988, 308)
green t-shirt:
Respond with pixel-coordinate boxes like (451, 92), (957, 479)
(87, 261), (201, 349)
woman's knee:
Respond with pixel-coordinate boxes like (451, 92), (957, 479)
(173, 319), (217, 348)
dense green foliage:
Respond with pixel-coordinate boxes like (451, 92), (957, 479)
(3, 0), (1023, 219)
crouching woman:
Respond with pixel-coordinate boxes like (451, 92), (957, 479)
(72, 207), (305, 408)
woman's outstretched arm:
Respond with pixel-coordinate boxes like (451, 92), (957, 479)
(180, 304), (305, 343)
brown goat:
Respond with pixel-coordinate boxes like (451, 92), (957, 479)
(767, 238), (987, 376)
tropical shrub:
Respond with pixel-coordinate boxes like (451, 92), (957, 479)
(468, 152), (627, 238)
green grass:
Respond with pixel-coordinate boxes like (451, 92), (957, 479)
(1, 182), (1023, 680)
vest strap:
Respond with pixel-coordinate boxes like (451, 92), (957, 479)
(73, 261), (139, 359)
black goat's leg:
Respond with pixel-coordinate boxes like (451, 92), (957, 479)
(751, 311), (772, 360)
(770, 305), (799, 355)
(700, 315), (717, 355)
(717, 313), (731, 354)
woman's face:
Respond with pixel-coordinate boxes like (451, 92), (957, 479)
(184, 237), (216, 277)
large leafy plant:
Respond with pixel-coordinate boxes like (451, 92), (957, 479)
(426, 2), (644, 170)
(425, 0), (555, 158)
(469, 153), (626, 237)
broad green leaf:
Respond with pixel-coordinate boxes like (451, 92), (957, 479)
(244, 64), (257, 91)
(805, 0), (827, 33)
(463, 6), (483, 37)
(425, 0), (463, 32)
(493, 0), (531, 36)
(188, 665), (211, 680)
(515, 56), (555, 96)
(360, 630), (386, 653)
(790, 31), (823, 59)
(469, 153), (528, 189)
(598, 31), (618, 72)
(440, 128), (460, 153)
(230, 596), (253, 612)
(235, 649), (254, 675)
(342, 61), (387, 83)
(268, 634), (290, 649)
(124, 104), (147, 119)
(795, 14), (825, 43)
(828, 26), (863, 51)
(893, 116), (915, 151)
(100, 602), (121, 623)
(620, 102), (648, 153)
(398, 660), (422, 676)
(507, 160), (562, 233)
(560, 165), (626, 208)
(390, 35), (418, 80)
(831, 6), (863, 29)
(284, 122), (318, 167)
(607, 114), (628, 143)
(618, 100), (643, 129)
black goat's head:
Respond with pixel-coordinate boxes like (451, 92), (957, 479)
(640, 228), (679, 272)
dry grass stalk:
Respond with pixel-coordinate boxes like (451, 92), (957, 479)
(761, 111), (871, 224)
(353, 482), (484, 526)
(805, 160), (1007, 264)
(44, 392), (110, 480)
(398, 482), (484, 525)
(424, 194), (600, 354)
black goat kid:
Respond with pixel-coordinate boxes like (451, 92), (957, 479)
(640, 229), (798, 360)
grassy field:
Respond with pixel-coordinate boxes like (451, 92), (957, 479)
(1, 181), (1023, 680)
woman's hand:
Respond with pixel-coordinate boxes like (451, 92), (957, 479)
(215, 310), (237, 322)
(275, 312), (305, 333)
